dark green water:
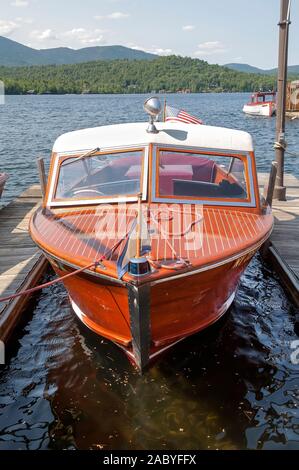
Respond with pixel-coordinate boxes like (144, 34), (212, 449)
(0, 255), (298, 450)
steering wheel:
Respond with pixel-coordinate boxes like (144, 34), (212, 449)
(94, 155), (108, 163)
(72, 188), (104, 196)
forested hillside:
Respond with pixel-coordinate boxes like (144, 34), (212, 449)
(0, 55), (281, 95)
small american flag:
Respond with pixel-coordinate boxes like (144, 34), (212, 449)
(164, 105), (203, 124)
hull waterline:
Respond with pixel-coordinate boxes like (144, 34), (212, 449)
(46, 245), (261, 372)
(71, 288), (237, 368)
(243, 103), (276, 117)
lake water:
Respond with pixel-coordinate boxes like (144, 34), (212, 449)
(0, 94), (298, 450)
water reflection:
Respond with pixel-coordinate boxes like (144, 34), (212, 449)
(0, 255), (298, 450)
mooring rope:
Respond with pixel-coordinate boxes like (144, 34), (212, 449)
(274, 141), (299, 157)
(0, 236), (127, 304)
(0, 206), (203, 303)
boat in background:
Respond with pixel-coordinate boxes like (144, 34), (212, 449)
(30, 98), (273, 372)
(243, 91), (276, 117)
(0, 173), (8, 198)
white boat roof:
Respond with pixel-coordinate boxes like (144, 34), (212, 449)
(53, 122), (254, 154)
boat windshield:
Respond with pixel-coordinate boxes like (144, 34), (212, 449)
(252, 93), (275, 103)
(55, 149), (144, 201)
(155, 149), (249, 202)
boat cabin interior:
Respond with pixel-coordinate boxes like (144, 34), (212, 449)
(251, 91), (276, 104)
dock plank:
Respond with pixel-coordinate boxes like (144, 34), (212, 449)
(0, 185), (48, 341)
(260, 171), (299, 305)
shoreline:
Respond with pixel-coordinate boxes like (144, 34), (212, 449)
(3, 91), (269, 96)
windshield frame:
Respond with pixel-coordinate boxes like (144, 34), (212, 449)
(47, 145), (149, 207)
(152, 144), (256, 207)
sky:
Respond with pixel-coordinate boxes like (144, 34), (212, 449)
(0, 0), (298, 69)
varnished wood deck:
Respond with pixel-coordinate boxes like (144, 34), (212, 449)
(259, 172), (299, 306)
(0, 185), (48, 342)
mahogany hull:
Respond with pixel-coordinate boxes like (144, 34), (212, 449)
(31, 201), (273, 371)
(48, 248), (255, 369)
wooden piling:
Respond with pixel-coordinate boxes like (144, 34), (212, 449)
(37, 157), (47, 199)
(265, 162), (278, 207)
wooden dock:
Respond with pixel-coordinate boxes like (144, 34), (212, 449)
(259, 172), (299, 306)
(0, 185), (48, 342)
(0, 174), (298, 344)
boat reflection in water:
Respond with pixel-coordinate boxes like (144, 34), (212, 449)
(30, 98), (273, 372)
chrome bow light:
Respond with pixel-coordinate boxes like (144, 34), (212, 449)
(143, 96), (162, 134)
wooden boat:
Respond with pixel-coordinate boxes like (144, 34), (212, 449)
(243, 91), (276, 117)
(30, 98), (273, 372)
(0, 173), (8, 198)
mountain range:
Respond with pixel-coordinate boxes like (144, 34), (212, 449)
(225, 62), (299, 76)
(1, 36), (299, 76)
(0, 36), (156, 67)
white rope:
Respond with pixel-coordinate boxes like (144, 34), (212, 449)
(274, 141), (299, 157)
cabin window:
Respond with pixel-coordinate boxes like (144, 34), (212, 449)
(54, 150), (144, 201)
(155, 150), (249, 202)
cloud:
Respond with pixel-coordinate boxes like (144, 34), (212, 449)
(95, 12), (130, 20)
(182, 25), (195, 31)
(152, 48), (172, 55)
(63, 28), (86, 37)
(125, 42), (145, 51)
(15, 16), (33, 24)
(11, 0), (29, 6)
(81, 36), (104, 45)
(31, 29), (58, 41)
(29, 26), (106, 46)
(62, 28), (105, 45)
(194, 41), (227, 56)
(108, 12), (129, 19)
(0, 20), (19, 36)
(125, 43), (172, 56)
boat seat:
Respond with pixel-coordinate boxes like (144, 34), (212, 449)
(158, 165), (193, 195)
(192, 160), (216, 183)
(157, 154), (217, 195)
(173, 179), (246, 198)
(160, 153), (216, 182)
